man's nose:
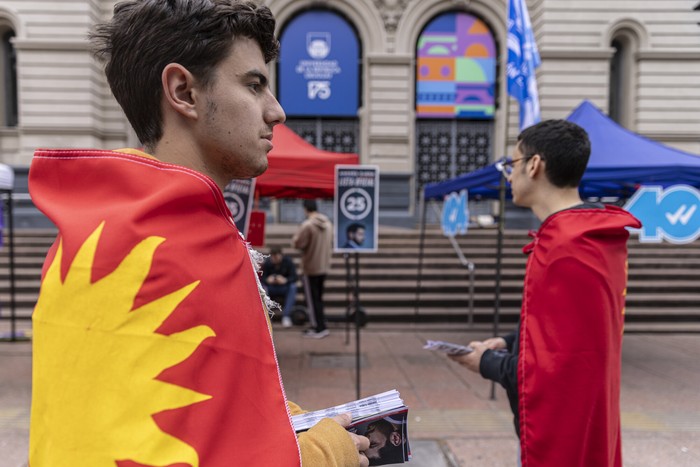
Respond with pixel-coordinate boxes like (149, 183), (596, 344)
(266, 94), (286, 126)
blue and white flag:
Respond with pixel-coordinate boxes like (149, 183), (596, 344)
(507, 0), (541, 130)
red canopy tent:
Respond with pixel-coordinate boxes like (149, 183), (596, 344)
(255, 124), (359, 199)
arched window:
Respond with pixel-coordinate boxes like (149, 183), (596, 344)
(608, 32), (636, 129)
(1, 27), (17, 127)
(415, 11), (497, 191)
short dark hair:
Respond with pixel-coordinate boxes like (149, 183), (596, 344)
(303, 199), (318, 212)
(346, 223), (365, 234)
(89, 0), (279, 149)
(269, 246), (283, 256)
(517, 119), (591, 188)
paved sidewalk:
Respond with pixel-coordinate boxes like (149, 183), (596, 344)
(1, 322), (699, 466)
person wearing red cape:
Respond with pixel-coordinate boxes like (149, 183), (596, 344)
(28, 1), (369, 466)
(451, 120), (641, 466)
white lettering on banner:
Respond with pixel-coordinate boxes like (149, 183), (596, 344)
(307, 81), (331, 100)
(295, 60), (342, 80)
(338, 176), (375, 187)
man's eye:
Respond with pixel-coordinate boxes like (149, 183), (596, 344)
(248, 83), (261, 92)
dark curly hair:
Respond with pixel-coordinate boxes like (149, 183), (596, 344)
(89, 0), (279, 149)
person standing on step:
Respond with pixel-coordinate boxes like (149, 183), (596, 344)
(293, 199), (333, 339)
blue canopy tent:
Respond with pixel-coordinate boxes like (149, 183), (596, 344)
(424, 99), (700, 201)
(424, 163), (503, 200)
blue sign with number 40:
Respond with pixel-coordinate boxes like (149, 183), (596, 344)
(624, 185), (700, 244)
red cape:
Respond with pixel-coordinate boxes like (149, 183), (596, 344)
(519, 206), (641, 467)
(29, 149), (300, 466)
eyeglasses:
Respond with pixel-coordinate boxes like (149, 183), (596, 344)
(495, 157), (525, 176)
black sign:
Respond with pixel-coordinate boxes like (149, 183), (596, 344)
(223, 178), (256, 236)
(334, 166), (379, 253)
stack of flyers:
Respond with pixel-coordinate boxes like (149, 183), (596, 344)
(292, 389), (411, 465)
(423, 339), (473, 356)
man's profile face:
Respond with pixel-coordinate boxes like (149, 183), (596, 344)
(508, 144), (529, 208)
(351, 228), (365, 245)
(364, 424), (388, 460)
(195, 36), (286, 182)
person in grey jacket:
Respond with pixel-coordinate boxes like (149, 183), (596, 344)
(293, 199), (333, 338)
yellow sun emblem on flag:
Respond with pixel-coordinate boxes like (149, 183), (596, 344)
(30, 222), (215, 466)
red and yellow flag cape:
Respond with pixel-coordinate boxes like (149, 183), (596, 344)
(28, 149), (301, 466)
(518, 206), (641, 467)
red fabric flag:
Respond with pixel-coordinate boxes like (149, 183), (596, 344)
(518, 206), (641, 467)
(28, 149), (300, 466)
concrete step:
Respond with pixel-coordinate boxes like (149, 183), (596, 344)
(2, 226), (700, 328)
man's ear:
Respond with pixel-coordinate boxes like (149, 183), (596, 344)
(389, 432), (402, 446)
(162, 63), (199, 120)
(528, 154), (544, 179)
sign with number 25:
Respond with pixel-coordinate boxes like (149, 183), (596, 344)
(334, 165), (380, 253)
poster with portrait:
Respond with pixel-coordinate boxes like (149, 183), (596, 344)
(223, 178), (256, 236)
(334, 165), (379, 253)
(348, 409), (410, 465)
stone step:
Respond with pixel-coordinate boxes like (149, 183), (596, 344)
(1, 226), (699, 328)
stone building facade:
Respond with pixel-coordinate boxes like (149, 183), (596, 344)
(1, 0), (699, 225)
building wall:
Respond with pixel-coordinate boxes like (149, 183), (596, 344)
(0, 0), (699, 200)
(0, 0), (135, 167)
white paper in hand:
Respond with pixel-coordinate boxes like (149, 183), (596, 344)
(423, 340), (473, 356)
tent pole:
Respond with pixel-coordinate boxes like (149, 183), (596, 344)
(415, 189), (427, 318)
(490, 173), (506, 400)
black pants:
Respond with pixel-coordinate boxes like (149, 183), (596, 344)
(302, 274), (326, 332)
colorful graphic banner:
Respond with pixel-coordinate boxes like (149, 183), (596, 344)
(416, 12), (496, 119)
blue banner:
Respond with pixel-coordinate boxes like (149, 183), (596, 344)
(507, 0), (541, 130)
(279, 11), (360, 117)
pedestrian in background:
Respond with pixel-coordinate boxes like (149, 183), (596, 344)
(450, 120), (641, 466)
(293, 199), (333, 338)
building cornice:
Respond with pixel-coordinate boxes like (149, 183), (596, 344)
(540, 48), (614, 60)
(12, 39), (89, 51)
(0, 127), (19, 136)
(367, 53), (412, 64)
(20, 125), (125, 139)
(369, 134), (409, 144)
(642, 132), (700, 144)
(541, 47), (700, 61)
(637, 50), (700, 61)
